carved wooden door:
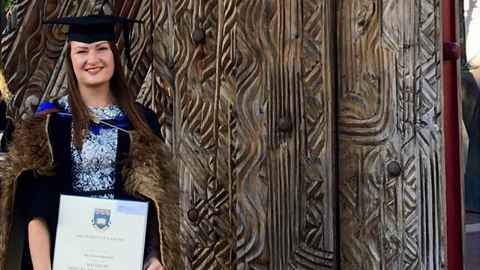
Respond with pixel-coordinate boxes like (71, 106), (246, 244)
(171, 0), (336, 268)
(1, 0), (445, 269)
(336, 1), (445, 269)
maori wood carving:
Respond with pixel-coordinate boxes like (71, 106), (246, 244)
(172, 0), (336, 268)
(337, 0), (445, 269)
(1, 0), (445, 269)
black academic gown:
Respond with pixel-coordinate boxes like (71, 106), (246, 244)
(12, 105), (162, 269)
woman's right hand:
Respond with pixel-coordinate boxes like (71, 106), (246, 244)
(28, 218), (52, 270)
(144, 256), (165, 270)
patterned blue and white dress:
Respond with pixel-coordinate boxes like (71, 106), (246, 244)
(59, 96), (124, 199)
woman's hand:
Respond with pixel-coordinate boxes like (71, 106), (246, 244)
(28, 218), (52, 270)
(144, 257), (165, 270)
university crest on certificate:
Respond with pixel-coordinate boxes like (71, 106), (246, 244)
(53, 195), (148, 270)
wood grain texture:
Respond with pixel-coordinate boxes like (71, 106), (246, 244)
(173, 0), (236, 268)
(234, 1), (268, 268)
(0, 0), (446, 269)
(337, 0), (445, 269)
(299, 0), (336, 268)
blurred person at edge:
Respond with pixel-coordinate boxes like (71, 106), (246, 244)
(0, 78), (11, 152)
(0, 92), (5, 131)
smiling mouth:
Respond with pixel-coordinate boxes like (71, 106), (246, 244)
(85, 67), (103, 74)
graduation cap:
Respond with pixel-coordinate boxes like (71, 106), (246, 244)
(43, 15), (141, 68)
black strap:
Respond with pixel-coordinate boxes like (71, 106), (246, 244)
(73, 189), (116, 197)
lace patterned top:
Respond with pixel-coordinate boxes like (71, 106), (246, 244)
(59, 96), (124, 199)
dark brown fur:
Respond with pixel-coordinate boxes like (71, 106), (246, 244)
(0, 116), (181, 269)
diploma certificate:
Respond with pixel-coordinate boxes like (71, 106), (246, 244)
(53, 195), (148, 270)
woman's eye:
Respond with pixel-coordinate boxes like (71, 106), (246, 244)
(76, 50), (87, 54)
(98, 47), (109, 51)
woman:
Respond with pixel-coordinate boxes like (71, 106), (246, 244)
(0, 15), (180, 270)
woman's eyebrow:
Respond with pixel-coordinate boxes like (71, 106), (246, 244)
(95, 42), (109, 47)
(72, 46), (89, 50)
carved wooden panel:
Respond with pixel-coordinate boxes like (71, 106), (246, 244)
(173, 0), (236, 268)
(0, 0), (446, 269)
(337, 0), (445, 269)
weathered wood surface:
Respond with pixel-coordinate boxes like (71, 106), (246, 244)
(337, 0), (445, 269)
(0, 0), (445, 269)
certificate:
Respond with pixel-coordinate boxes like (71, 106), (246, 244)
(53, 195), (148, 270)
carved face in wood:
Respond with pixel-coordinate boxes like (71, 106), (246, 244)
(69, 41), (115, 89)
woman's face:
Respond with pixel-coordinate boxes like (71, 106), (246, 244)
(70, 41), (115, 88)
